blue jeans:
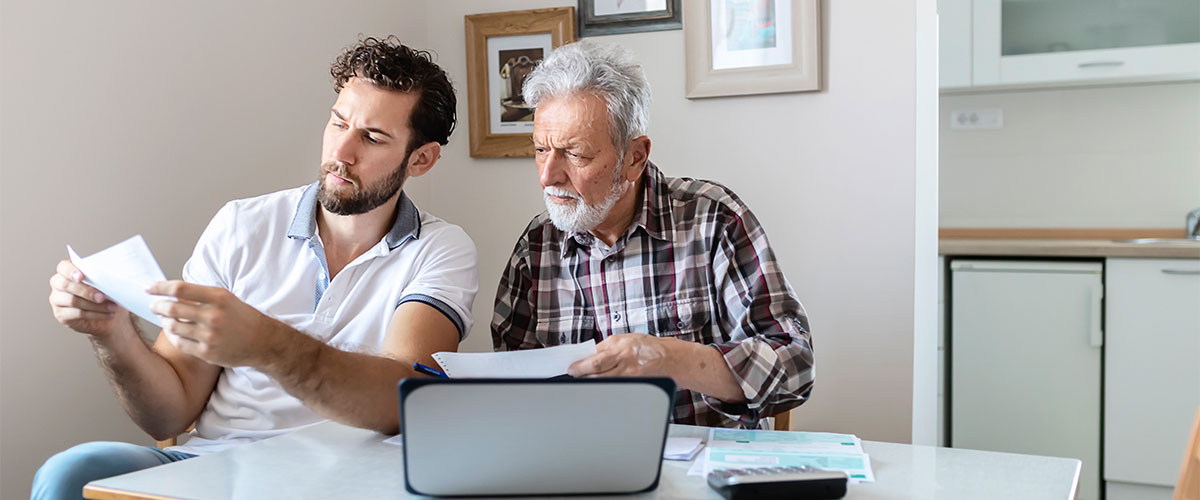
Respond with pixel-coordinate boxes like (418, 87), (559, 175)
(31, 441), (195, 500)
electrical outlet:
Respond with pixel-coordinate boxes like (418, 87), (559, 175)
(950, 108), (1003, 130)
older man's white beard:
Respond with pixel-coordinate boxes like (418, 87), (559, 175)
(543, 180), (629, 234)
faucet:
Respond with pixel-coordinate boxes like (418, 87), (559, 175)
(1189, 208), (1200, 240)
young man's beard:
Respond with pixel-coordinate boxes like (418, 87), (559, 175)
(316, 159), (408, 216)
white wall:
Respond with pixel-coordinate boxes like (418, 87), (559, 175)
(940, 82), (1200, 229)
(421, 0), (935, 443)
(0, 1), (428, 498)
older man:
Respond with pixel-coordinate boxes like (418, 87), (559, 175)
(492, 42), (813, 429)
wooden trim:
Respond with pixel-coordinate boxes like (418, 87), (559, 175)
(464, 7), (576, 158)
(939, 228), (1183, 240)
(84, 484), (181, 500)
(1174, 406), (1200, 500)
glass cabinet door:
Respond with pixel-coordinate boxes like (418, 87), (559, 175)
(968, 0), (1200, 87)
(1001, 0), (1200, 56)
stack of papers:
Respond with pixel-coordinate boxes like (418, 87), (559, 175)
(688, 428), (875, 483)
(662, 437), (704, 461)
(432, 341), (597, 378)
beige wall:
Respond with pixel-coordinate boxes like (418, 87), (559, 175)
(0, 1), (428, 497)
(419, 0), (935, 443)
(940, 82), (1200, 229)
(2, 0), (937, 496)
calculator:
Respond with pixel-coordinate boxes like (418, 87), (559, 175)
(706, 465), (849, 500)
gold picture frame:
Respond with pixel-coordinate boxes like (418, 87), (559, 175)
(684, 0), (821, 99)
(465, 7), (577, 158)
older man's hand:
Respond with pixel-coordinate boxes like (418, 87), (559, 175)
(567, 333), (676, 378)
(148, 281), (287, 367)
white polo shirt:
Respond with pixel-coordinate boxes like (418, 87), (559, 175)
(168, 183), (478, 455)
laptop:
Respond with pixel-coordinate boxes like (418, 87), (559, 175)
(397, 377), (676, 497)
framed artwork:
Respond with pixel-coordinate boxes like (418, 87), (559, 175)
(683, 0), (821, 99)
(578, 0), (682, 37)
(465, 7), (576, 158)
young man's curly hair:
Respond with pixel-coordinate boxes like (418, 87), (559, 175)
(331, 36), (457, 150)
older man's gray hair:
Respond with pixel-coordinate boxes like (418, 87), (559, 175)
(522, 41), (652, 153)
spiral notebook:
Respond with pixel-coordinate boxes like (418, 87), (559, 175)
(430, 340), (596, 378)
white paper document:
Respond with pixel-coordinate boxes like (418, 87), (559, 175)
(663, 437), (704, 461)
(67, 235), (168, 327)
(431, 340), (597, 378)
(690, 428), (875, 483)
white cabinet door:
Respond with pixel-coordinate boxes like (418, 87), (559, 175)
(937, 256), (947, 447)
(1105, 258), (1200, 488)
(968, 0), (1200, 88)
(938, 0), (973, 89)
(951, 260), (1103, 500)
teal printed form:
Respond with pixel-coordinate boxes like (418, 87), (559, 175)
(711, 429), (859, 447)
(703, 427), (875, 482)
(707, 448), (870, 480)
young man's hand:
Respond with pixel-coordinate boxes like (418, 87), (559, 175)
(148, 281), (289, 367)
(48, 259), (136, 340)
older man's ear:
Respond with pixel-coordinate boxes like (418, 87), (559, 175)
(624, 136), (651, 182)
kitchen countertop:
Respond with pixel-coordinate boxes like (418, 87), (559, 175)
(939, 238), (1200, 259)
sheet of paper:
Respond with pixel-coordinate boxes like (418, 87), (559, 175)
(67, 235), (168, 327)
(431, 340), (597, 378)
(703, 428), (875, 483)
(709, 428), (863, 453)
(703, 447), (875, 483)
(663, 437), (704, 461)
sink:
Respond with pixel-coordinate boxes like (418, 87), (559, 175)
(1116, 238), (1200, 245)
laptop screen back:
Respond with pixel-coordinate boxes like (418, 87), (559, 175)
(399, 377), (675, 497)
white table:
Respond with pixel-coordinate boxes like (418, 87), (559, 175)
(85, 421), (1080, 499)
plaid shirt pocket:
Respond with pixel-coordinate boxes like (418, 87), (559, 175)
(534, 313), (596, 346)
(646, 299), (712, 343)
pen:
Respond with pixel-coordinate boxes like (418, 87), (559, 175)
(413, 362), (448, 378)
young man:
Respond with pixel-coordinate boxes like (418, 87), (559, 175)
(36, 37), (477, 499)
(492, 42), (814, 429)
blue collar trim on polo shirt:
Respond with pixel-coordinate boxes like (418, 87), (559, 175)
(285, 182), (422, 311)
(286, 182), (422, 250)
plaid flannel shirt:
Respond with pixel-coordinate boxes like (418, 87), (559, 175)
(492, 163), (814, 428)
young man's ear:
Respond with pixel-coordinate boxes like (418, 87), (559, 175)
(406, 142), (442, 178)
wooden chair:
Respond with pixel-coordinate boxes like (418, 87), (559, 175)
(772, 410), (791, 431)
(1175, 406), (1200, 500)
(155, 424), (194, 449)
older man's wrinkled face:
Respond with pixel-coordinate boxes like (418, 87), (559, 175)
(532, 93), (631, 233)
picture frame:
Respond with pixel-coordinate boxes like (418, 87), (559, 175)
(684, 0), (821, 99)
(578, 0), (682, 37)
(465, 7), (576, 158)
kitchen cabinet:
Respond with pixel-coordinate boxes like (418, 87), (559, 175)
(939, 0), (1200, 90)
(1104, 257), (1200, 500)
(938, 0), (972, 89)
(950, 259), (1103, 500)
(937, 256), (947, 447)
